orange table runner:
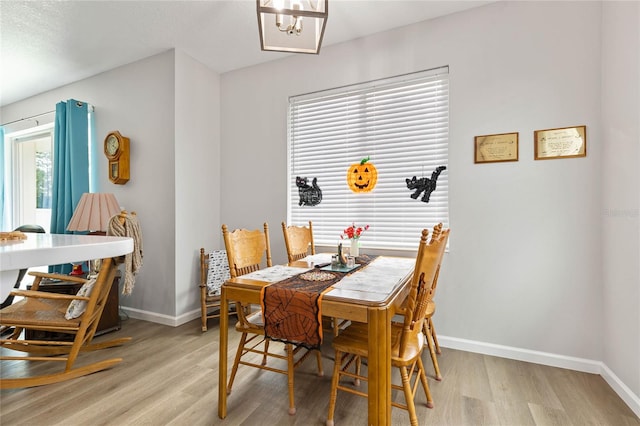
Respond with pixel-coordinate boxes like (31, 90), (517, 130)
(262, 254), (375, 349)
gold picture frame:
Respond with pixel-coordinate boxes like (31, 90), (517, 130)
(534, 125), (586, 160)
(474, 132), (519, 164)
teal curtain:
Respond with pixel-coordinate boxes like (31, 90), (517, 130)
(0, 126), (7, 231)
(50, 100), (91, 273)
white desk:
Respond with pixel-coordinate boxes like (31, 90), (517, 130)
(0, 233), (133, 301)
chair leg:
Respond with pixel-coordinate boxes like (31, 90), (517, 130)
(315, 350), (324, 376)
(201, 306), (208, 332)
(227, 332), (247, 395)
(332, 317), (339, 336)
(399, 365), (419, 426)
(416, 356), (434, 409)
(424, 320), (442, 381)
(326, 349), (343, 426)
(262, 338), (269, 366)
(429, 317), (441, 354)
(286, 343), (296, 415)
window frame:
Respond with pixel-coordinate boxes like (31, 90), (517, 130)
(4, 123), (55, 232)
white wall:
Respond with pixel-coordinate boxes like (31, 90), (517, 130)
(222, 0), (604, 356)
(174, 51), (221, 318)
(0, 50), (222, 321)
(601, 1), (640, 404)
(220, 2), (640, 410)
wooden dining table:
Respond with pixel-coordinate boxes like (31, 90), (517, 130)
(217, 255), (415, 425)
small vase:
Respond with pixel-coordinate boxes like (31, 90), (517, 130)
(350, 239), (360, 257)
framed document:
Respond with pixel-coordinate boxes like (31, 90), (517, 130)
(534, 125), (586, 160)
(474, 132), (519, 164)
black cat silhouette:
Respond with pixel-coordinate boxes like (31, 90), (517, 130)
(297, 176), (322, 206)
(406, 166), (446, 203)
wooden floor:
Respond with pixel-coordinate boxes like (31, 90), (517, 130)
(1, 318), (638, 426)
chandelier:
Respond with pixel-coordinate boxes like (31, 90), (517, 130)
(257, 0), (328, 54)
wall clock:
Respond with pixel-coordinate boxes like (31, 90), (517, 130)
(103, 131), (130, 184)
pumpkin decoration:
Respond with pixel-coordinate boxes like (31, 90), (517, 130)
(347, 156), (378, 193)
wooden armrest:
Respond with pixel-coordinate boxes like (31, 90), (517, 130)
(9, 289), (90, 301)
(28, 271), (89, 284)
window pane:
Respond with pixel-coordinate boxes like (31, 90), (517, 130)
(35, 138), (53, 209)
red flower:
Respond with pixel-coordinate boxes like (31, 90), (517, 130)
(340, 223), (370, 240)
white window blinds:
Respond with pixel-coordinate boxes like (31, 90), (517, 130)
(288, 67), (449, 251)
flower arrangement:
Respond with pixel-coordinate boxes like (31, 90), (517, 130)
(341, 223), (370, 240)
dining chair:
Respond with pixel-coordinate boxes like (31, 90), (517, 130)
(391, 223), (450, 382)
(326, 227), (448, 426)
(198, 248), (237, 332)
(281, 221), (315, 262)
(422, 223), (449, 381)
(222, 223), (323, 415)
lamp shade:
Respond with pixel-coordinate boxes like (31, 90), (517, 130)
(257, 0), (328, 54)
(66, 193), (121, 233)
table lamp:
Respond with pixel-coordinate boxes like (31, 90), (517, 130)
(66, 192), (121, 275)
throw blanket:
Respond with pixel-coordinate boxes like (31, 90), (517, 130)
(108, 211), (143, 295)
(262, 254), (375, 349)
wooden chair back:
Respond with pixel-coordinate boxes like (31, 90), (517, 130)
(397, 227), (448, 358)
(76, 258), (117, 341)
(281, 221), (315, 262)
(427, 223), (449, 300)
(221, 223), (272, 278)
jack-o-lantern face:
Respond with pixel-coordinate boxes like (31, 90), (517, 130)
(347, 157), (378, 193)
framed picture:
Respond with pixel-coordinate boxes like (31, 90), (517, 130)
(474, 132), (519, 163)
(534, 125), (586, 160)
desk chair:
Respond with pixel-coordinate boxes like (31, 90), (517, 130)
(1, 225), (45, 310)
(222, 223), (323, 415)
(326, 228), (448, 426)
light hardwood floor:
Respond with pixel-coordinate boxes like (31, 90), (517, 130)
(1, 318), (638, 426)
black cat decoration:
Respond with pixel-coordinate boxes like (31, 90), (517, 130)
(406, 166), (446, 203)
(296, 176), (323, 206)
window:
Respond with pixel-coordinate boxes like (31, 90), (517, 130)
(4, 123), (54, 232)
(288, 67), (449, 251)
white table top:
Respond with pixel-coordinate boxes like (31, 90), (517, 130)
(1, 233), (133, 301)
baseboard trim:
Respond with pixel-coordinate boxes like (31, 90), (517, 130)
(120, 306), (200, 327)
(438, 335), (601, 373)
(438, 335), (640, 418)
(600, 362), (640, 419)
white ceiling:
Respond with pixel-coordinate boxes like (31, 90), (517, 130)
(0, 0), (494, 107)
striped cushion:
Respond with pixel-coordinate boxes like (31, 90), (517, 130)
(207, 250), (230, 297)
